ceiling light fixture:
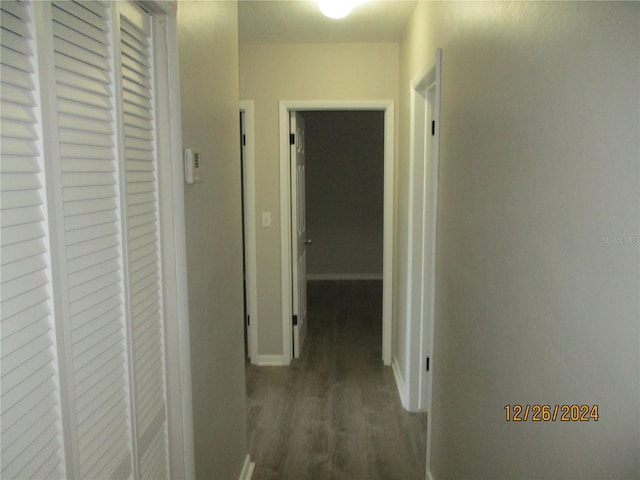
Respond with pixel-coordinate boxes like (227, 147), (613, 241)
(317, 0), (361, 19)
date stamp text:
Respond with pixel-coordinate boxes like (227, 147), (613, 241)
(504, 404), (599, 422)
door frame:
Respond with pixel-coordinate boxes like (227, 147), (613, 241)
(240, 101), (259, 363)
(137, 3), (195, 477)
(407, 49), (442, 477)
(278, 100), (395, 365)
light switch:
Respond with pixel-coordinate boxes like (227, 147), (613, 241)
(261, 211), (272, 227)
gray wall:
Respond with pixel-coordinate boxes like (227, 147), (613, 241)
(239, 43), (399, 356)
(399, 1), (639, 478)
(177, 2), (247, 478)
(304, 111), (384, 279)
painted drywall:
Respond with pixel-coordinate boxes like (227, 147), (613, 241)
(304, 111), (384, 279)
(177, 2), (248, 479)
(239, 43), (399, 356)
(399, 1), (639, 478)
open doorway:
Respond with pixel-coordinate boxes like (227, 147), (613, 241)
(299, 110), (385, 359)
(303, 111), (385, 283)
(279, 100), (395, 366)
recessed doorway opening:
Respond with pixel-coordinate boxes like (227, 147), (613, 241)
(279, 100), (395, 366)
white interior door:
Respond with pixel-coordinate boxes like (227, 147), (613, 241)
(290, 111), (307, 358)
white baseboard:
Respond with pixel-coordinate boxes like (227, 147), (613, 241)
(256, 354), (286, 366)
(391, 356), (409, 410)
(307, 273), (383, 281)
(238, 454), (255, 480)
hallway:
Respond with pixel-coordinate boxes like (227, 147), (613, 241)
(246, 281), (427, 479)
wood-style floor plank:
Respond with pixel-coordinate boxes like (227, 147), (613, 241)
(246, 280), (427, 480)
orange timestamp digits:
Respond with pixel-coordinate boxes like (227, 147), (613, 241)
(504, 404), (599, 422)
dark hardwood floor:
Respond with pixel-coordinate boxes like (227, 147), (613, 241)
(246, 280), (427, 480)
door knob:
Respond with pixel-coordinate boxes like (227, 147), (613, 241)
(304, 239), (313, 245)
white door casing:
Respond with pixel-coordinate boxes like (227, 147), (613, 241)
(240, 100), (258, 363)
(290, 111), (308, 358)
(278, 100), (395, 366)
(406, 48), (442, 477)
(404, 50), (442, 413)
(399, 49), (442, 412)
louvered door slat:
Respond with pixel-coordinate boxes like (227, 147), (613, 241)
(0, 83), (33, 106)
(0, 66), (32, 94)
(57, 83), (111, 108)
(52, 4), (105, 41)
(83, 425), (130, 479)
(75, 360), (122, 411)
(68, 257), (119, 286)
(128, 199), (155, 216)
(74, 341), (123, 391)
(74, 0), (109, 19)
(124, 124), (153, 141)
(141, 428), (168, 480)
(54, 53), (109, 84)
(1, 171), (41, 191)
(0, 9), (30, 38)
(0, 299), (48, 338)
(53, 1), (107, 32)
(119, 5), (169, 478)
(64, 196), (118, 216)
(2, 342), (53, 404)
(122, 66), (152, 92)
(72, 311), (121, 358)
(2, 254), (46, 287)
(123, 82), (152, 107)
(3, 418), (59, 475)
(0, 27), (26, 53)
(0, 2), (66, 478)
(1, 219), (43, 246)
(1, 45), (32, 72)
(58, 111), (113, 134)
(53, 21), (106, 57)
(0, 196), (40, 221)
(124, 111), (152, 130)
(0, 117), (37, 141)
(56, 67), (111, 98)
(65, 208), (118, 231)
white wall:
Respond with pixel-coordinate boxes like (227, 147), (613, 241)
(239, 43), (399, 356)
(305, 111), (385, 279)
(399, 1), (639, 478)
(177, 2), (248, 478)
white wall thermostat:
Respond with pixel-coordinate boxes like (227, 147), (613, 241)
(184, 148), (202, 184)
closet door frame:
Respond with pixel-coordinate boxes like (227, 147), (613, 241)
(128, 3), (195, 478)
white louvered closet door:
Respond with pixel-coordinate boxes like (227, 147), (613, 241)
(0, 2), (66, 479)
(118, 3), (169, 478)
(51, 1), (134, 478)
(1, 1), (173, 479)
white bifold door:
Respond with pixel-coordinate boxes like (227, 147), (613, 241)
(1, 1), (179, 478)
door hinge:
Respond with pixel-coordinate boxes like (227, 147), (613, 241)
(292, 314), (298, 326)
(247, 315), (250, 326)
(431, 120), (435, 136)
(290, 133), (295, 145)
(426, 356), (430, 372)
(243, 134), (246, 146)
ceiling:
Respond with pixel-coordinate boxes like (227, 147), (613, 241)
(238, 0), (418, 45)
